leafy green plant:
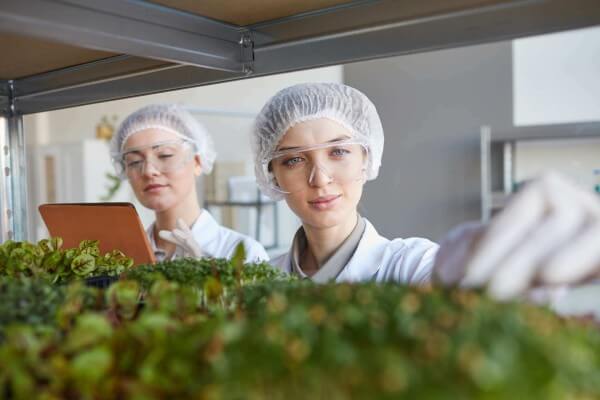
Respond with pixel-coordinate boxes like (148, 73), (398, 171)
(0, 238), (133, 283)
(1, 245), (600, 399)
(0, 278), (64, 339)
(1, 281), (600, 399)
(125, 257), (291, 290)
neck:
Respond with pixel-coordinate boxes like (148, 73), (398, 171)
(153, 190), (201, 251)
(302, 210), (359, 270)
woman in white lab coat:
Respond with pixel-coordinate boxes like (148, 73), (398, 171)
(251, 83), (600, 300)
(111, 104), (268, 263)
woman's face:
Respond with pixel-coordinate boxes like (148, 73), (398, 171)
(122, 128), (201, 212)
(273, 118), (366, 230)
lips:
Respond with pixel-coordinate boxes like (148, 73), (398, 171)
(308, 194), (341, 210)
(144, 183), (167, 192)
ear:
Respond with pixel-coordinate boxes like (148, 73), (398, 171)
(360, 166), (368, 183)
(265, 162), (276, 187)
(194, 154), (202, 176)
(268, 167), (280, 188)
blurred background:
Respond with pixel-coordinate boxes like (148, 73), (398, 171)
(23, 25), (600, 259)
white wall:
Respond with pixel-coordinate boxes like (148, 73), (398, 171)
(28, 66), (343, 145)
(25, 66), (343, 252)
(513, 26), (600, 126)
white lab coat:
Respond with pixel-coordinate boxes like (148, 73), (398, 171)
(147, 209), (269, 263)
(271, 218), (438, 284)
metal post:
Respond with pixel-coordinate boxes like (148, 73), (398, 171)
(273, 202), (279, 249)
(480, 126), (491, 223)
(502, 141), (515, 194)
(0, 80), (28, 242)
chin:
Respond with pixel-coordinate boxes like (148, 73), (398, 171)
(286, 187), (362, 230)
(139, 195), (176, 213)
(299, 208), (350, 230)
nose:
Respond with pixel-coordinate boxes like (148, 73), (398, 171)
(141, 159), (161, 177)
(308, 163), (333, 187)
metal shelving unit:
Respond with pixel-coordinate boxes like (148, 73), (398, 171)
(480, 121), (600, 221)
(1, 0), (600, 241)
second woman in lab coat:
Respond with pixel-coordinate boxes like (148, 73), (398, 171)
(111, 104), (268, 263)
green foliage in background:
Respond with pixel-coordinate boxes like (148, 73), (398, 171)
(99, 172), (122, 202)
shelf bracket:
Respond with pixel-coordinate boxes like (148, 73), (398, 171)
(0, 80), (28, 241)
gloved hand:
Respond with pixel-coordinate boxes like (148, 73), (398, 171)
(434, 172), (600, 301)
(158, 218), (204, 258)
(432, 221), (486, 286)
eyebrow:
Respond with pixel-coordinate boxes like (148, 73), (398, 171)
(276, 136), (350, 152)
(123, 150), (143, 157)
(123, 142), (178, 155)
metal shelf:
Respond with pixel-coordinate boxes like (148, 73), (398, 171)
(480, 122), (600, 221)
(2, 0), (600, 115)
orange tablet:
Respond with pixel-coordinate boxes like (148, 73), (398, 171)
(39, 202), (155, 266)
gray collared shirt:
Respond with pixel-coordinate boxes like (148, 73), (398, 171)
(291, 215), (366, 283)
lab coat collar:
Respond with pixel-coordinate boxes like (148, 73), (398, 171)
(276, 251), (293, 275)
(336, 219), (389, 282)
(275, 219), (389, 282)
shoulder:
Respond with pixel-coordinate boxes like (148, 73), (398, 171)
(377, 236), (439, 284)
(359, 219), (438, 257)
(342, 219), (437, 284)
(387, 236), (439, 255)
(386, 237), (439, 264)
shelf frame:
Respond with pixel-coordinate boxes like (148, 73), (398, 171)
(1, 0), (599, 115)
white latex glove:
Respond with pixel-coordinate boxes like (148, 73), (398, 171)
(434, 172), (600, 301)
(158, 218), (204, 258)
(432, 221), (486, 286)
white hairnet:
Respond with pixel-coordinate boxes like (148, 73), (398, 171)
(252, 82), (384, 200)
(111, 104), (216, 175)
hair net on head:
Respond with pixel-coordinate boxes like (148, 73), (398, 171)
(110, 103), (217, 175)
(252, 82), (384, 200)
